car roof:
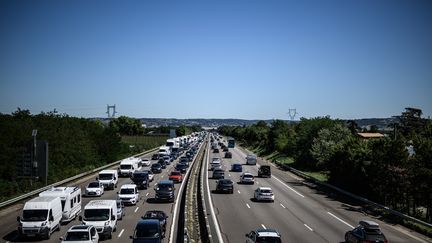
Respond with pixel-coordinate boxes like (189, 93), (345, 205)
(159, 180), (174, 185)
(256, 228), (280, 237)
(242, 172), (254, 176)
(69, 225), (91, 231)
(137, 219), (160, 226)
(359, 220), (380, 229)
(258, 187), (272, 190)
(120, 184), (137, 189)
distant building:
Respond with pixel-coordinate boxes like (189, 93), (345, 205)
(357, 132), (385, 139)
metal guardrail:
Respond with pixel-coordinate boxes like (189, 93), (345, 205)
(0, 147), (159, 209)
(275, 160), (432, 229)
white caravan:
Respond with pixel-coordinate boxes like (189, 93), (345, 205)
(39, 186), (82, 222)
(17, 196), (62, 240)
(80, 200), (118, 239)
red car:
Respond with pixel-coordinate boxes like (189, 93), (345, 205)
(169, 171), (183, 183)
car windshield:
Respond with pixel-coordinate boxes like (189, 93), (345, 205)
(152, 164), (160, 168)
(134, 173), (147, 178)
(65, 231), (90, 241)
(120, 164), (132, 169)
(364, 228), (383, 235)
(158, 184), (173, 190)
(256, 237), (281, 243)
(220, 180), (232, 185)
(144, 212), (165, 219)
(171, 172), (181, 176)
(84, 209), (110, 221)
(22, 209), (48, 221)
(88, 182), (100, 188)
(120, 188), (135, 194)
(134, 223), (160, 238)
(98, 173), (113, 180)
(261, 189), (272, 193)
(243, 174), (254, 178)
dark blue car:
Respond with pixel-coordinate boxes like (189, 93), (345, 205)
(231, 163), (243, 172)
(130, 219), (163, 243)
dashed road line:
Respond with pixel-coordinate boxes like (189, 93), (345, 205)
(237, 190), (241, 194)
(280, 203), (286, 209)
(134, 207), (139, 213)
(118, 229), (124, 237)
(327, 212), (354, 228)
(145, 192), (149, 196)
(304, 224), (313, 231)
(246, 203), (251, 208)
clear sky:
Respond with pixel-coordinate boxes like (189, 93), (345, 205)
(1, 0), (431, 120)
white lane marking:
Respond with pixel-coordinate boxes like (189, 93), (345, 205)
(161, 175), (164, 178)
(280, 203), (286, 209)
(261, 224), (266, 229)
(327, 212), (354, 229)
(134, 207), (139, 213)
(273, 175), (305, 198)
(304, 224), (313, 231)
(237, 190), (241, 194)
(205, 141), (225, 243)
(246, 203), (251, 208)
(118, 229), (124, 237)
(145, 192), (149, 197)
(256, 181), (259, 184)
(228, 173), (231, 177)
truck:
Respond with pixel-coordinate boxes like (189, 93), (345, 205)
(17, 196), (62, 240)
(80, 200), (118, 239)
(39, 186), (82, 223)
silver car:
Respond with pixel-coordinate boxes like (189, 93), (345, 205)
(116, 200), (125, 220)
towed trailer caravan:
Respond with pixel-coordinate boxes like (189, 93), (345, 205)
(39, 186), (82, 223)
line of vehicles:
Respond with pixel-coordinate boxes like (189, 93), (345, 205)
(16, 132), (205, 243)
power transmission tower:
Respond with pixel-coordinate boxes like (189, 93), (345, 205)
(287, 108), (297, 121)
(106, 104), (117, 118)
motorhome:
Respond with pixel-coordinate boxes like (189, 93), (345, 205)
(97, 170), (118, 190)
(39, 186), (82, 222)
(119, 157), (141, 177)
(80, 200), (118, 239)
(17, 196), (62, 240)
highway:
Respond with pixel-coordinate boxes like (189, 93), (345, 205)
(205, 138), (430, 243)
(0, 141), (204, 243)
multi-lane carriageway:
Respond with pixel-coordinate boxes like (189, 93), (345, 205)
(0, 136), (430, 243)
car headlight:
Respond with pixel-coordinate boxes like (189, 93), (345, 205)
(104, 221), (109, 226)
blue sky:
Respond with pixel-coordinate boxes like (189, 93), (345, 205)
(1, 0), (431, 120)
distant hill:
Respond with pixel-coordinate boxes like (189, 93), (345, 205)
(93, 117), (398, 130)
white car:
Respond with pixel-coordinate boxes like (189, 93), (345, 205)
(141, 158), (151, 166)
(210, 158), (222, 170)
(60, 225), (99, 243)
(240, 172), (255, 184)
(254, 187), (274, 202)
(85, 181), (104, 197)
(118, 184), (140, 205)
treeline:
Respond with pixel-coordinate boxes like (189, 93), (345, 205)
(218, 108), (432, 222)
(0, 109), (125, 201)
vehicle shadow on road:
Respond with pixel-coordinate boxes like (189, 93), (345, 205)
(3, 230), (41, 242)
(146, 198), (173, 204)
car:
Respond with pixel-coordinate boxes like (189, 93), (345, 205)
(131, 171), (150, 189)
(60, 225), (99, 243)
(240, 172), (255, 184)
(231, 163), (243, 172)
(213, 148), (219, 153)
(245, 228), (281, 243)
(118, 184), (140, 205)
(141, 210), (168, 237)
(210, 158), (222, 171)
(345, 220), (388, 243)
(258, 165), (271, 178)
(154, 180), (175, 202)
(175, 163), (188, 173)
(212, 168), (225, 179)
(130, 219), (163, 243)
(151, 154), (159, 160)
(224, 151), (232, 158)
(215, 179), (234, 194)
(169, 171), (183, 183)
(116, 200), (125, 220)
(158, 159), (167, 169)
(141, 158), (151, 166)
(151, 163), (162, 173)
(179, 156), (189, 165)
(85, 181), (104, 197)
(254, 187), (274, 202)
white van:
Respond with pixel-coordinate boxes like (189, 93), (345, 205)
(80, 200), (117, 239)
(158, 146), (171, 157)
(119, 157), (141, 177)
(17, 196), (62, 240)
(39, 186), (82, 223)
(97, 170), (118, 190)
(246, 154), (257, 165)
